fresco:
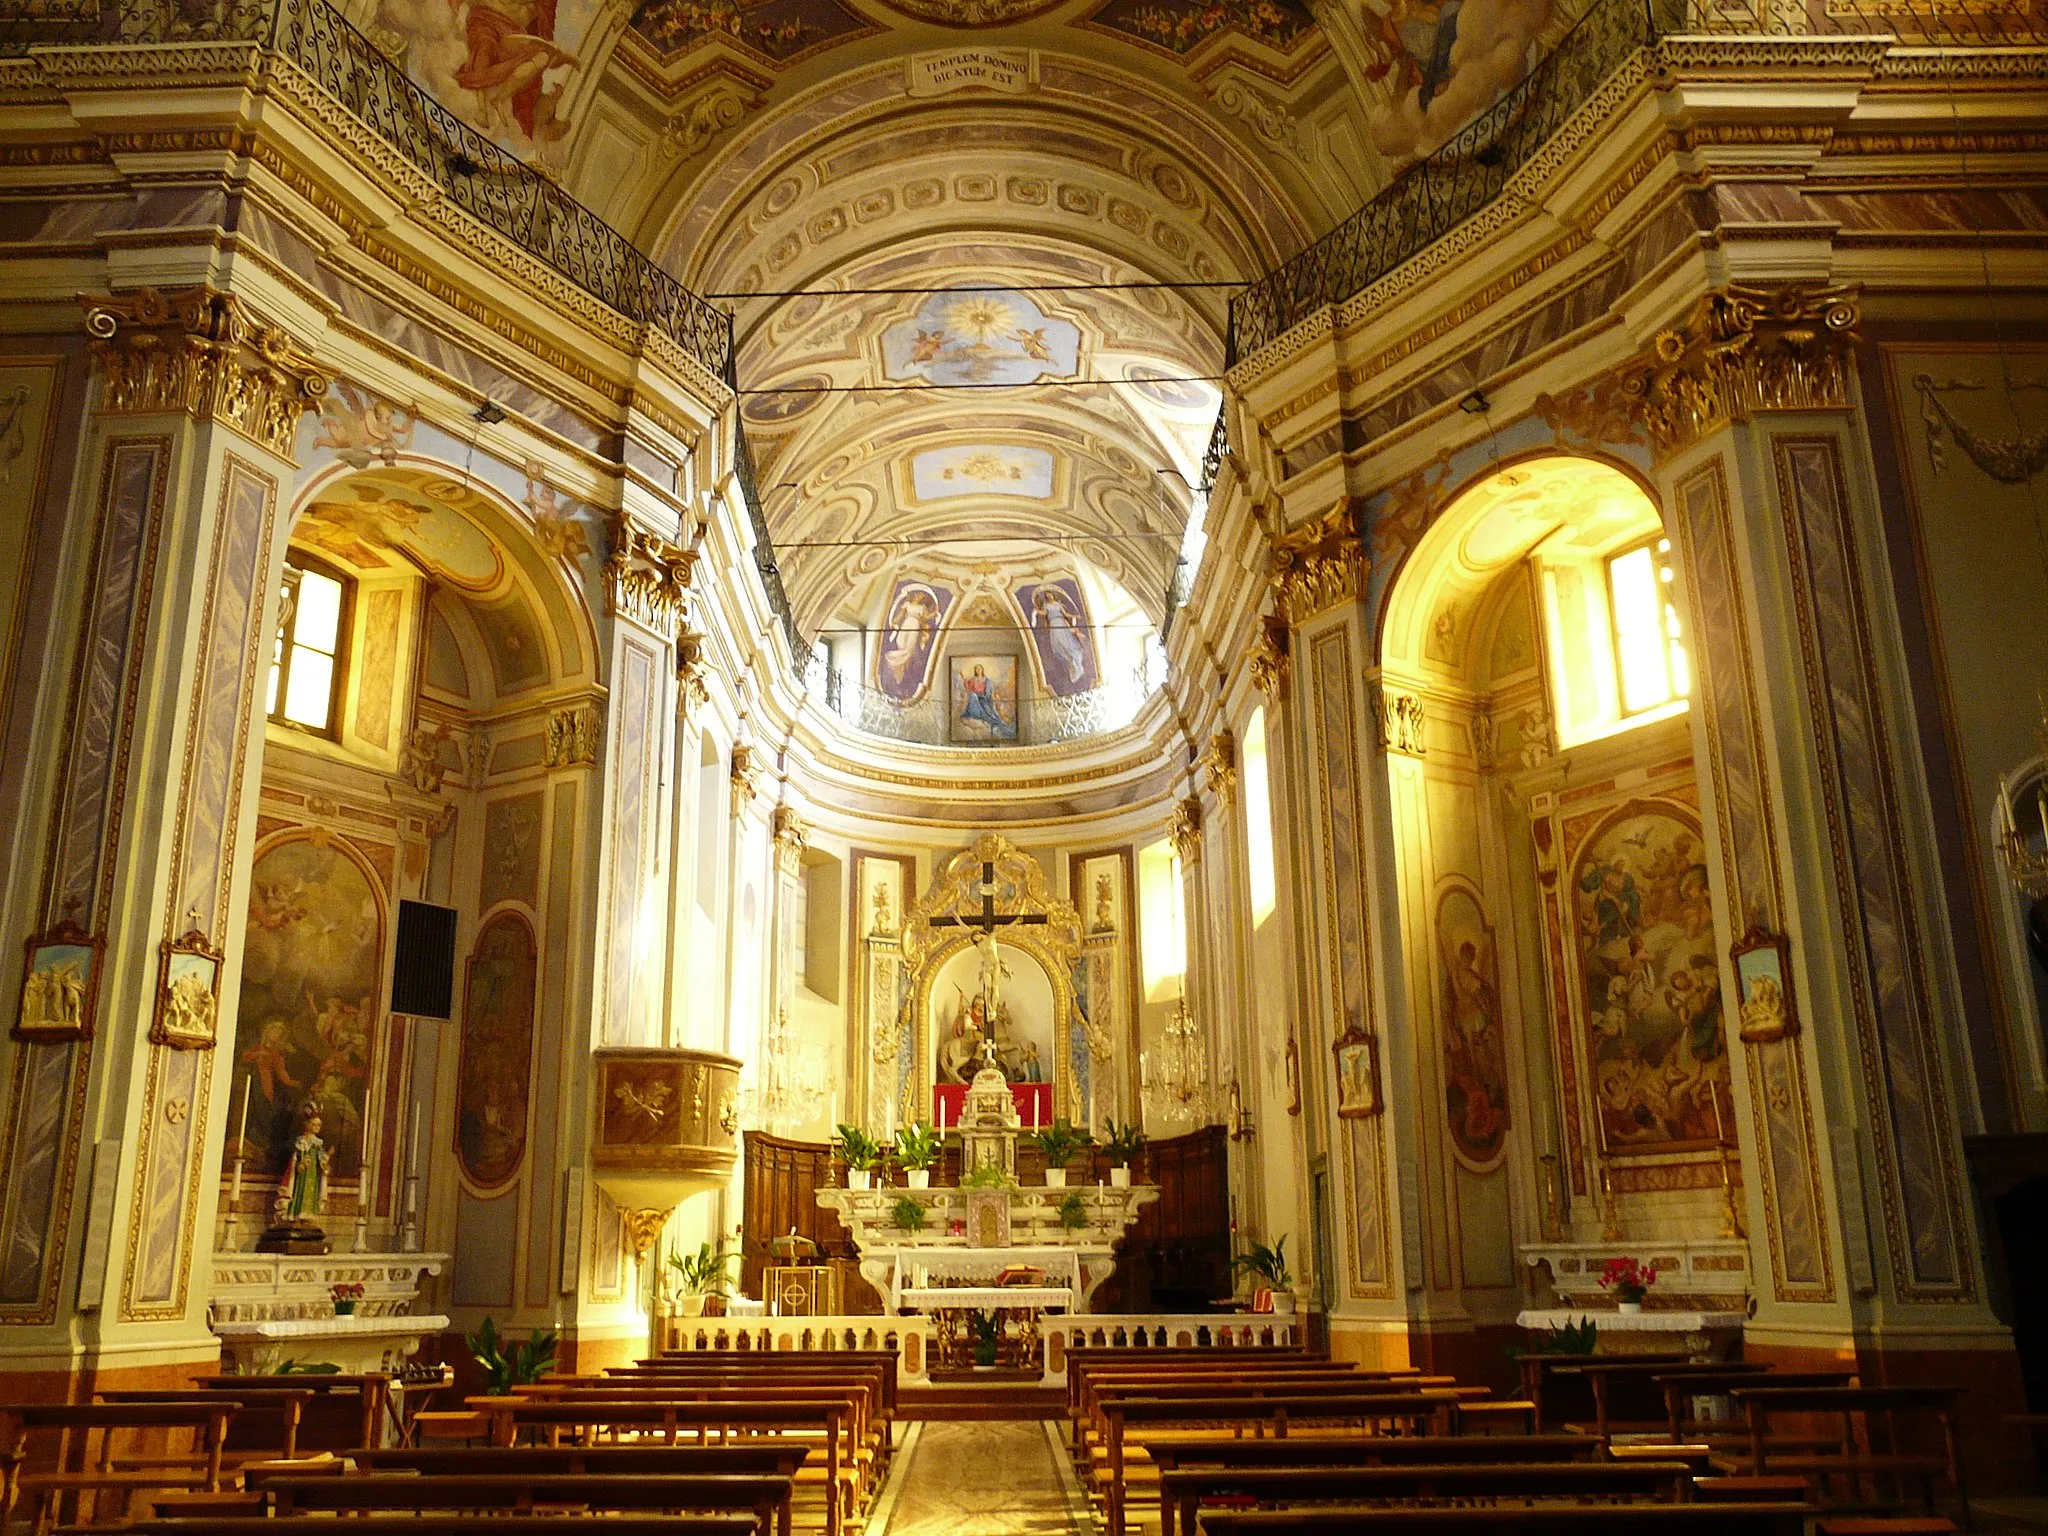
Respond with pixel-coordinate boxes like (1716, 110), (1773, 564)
(1571, 804), (1726, 1154)
(909, 445), (1056, 501)
(234, 837), (382, 1181)
(1359, 0), (1561, 162)
(370, 0), (600, 163)
(1014, 576), (1099, 695)
(875, 577), (954, 702)
(1086, 0), (1315, 54)
(456, 912), (538, 1187)
(630, 0), (870, 63)
(1124, 362), (1218, 413)
(881, 290), (1080, 388)
(1436, 886), (1509, 1166)
(949, 654), (1019, 743)
(296, 489), (505, 593)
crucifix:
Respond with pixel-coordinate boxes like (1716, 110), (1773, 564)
(931, 861), (1048, 1062)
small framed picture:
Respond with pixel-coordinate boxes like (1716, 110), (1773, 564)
(16, 922), (103, 1042)
(1731, 926), (1797, 1044)
(1332, 1022), (1381, 1119)
(151, 930), (223, 1049)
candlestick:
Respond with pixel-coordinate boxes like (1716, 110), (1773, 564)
(1710, 1080), (1726, 1146)
(235, 1072), (250, 1150)
(409, 1101), (421, 1177)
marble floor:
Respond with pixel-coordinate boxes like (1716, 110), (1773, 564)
(868, 1418), (1085, 1536)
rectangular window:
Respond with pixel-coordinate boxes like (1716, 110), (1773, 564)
(1243, 706), (1278, 924)
(268, 557), (350, 736)
(1606, 538), (1688, 717)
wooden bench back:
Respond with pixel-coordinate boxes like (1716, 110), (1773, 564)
(123, 1517), (760, 1536)
(194, 1374), (390, 1451)
(1195, 1505), (1808, 1534)
(263, 1470), (792, 1515)
(353, 1444), (812, 1476)
(97, 1388), (309, 1458)
(1137, 1435), (1597, 1472)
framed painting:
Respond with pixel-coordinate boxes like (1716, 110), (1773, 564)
(1732, 926), (1797, 1043)
(152, 929), (223, 1049)
(1332, 1022), (1381, 1119)
(16, 922), (102, 1042)
(948, 654), (1019, 744)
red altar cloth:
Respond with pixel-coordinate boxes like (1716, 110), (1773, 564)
(932, 1082), (1052, 1129)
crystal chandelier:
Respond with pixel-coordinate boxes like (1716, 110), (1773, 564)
(1141, 999), (1211, 1120)
(1997, 698), (2048, 898)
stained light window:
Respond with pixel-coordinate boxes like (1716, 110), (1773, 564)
(1607, 538), (1689, 715)
(268, 558), (350, 734)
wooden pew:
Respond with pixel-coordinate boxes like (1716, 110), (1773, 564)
(262, 1471), (793, 1536)
(1076, 1372), (1418, 1458)
(1516, 1353), (1690, 1433)
(528, 1374), (891, 1467)
(1654, 1369), (1854, 1447)
(1065, 1349), (1312, 1425)
(1196, 1504), (1810, 1535)
(192, 1374), (392, 1451)
(0, 1402), (239, 1536)
(1566, 1361), (1771, 1449)
(636, 1351), (902, 1417)
(95, 1389), (310, 1467)
(1720, 1385), (1967, 1519)
(1159, 1459), (1698, 1536)
(118, 1517), (759, 1536)
(1101, 1394), (1447, 1536)
(353, 1444), (811, 1479)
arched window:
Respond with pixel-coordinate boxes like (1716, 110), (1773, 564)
(1243, 705), (1278, 924)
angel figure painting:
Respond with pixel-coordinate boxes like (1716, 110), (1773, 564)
(1571, 804), (1726, 1154)
(1437, 887), (1509, 1166)
(876, 578), (952, 702)
(1016, 577), (1099, 696)
(371, 0), (594, 163)
(455, 912), (538, 1187)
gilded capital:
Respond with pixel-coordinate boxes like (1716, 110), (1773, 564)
(1269, 502), (1366, 624)
(1167, 794), (1204, 866)
(771, 805), (810, 875)
(1250, 613), (1291, 703)
(605, 513), (695, 637)
(676, 630), (712, 721)
(1199, 728), (1238, 810)
(544, 704), (601, 768)
(81, 286), (326, 461)
(730, 742), (764, 818)
(1367, 679), (1427, 758)
(1622, 282), (1860, 458)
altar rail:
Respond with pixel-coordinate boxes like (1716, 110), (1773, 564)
(652, 1312), (1294, 1386)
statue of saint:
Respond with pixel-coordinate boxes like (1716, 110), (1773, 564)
(274, 1105), (331, 1225)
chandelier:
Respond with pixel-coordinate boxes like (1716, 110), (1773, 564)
(1997, 697), (2048, 898)
(1141, 999), (1210, 1120)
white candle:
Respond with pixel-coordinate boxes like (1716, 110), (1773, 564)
(409, 1102), (421, 1179)
(229, 1075), (249, 1205)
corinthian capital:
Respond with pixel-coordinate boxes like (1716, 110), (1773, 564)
(604, 513), (695, 638)
(1269, 502), (1366, 624)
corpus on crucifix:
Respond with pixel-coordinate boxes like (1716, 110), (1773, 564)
(932, 861), (1049, 1086)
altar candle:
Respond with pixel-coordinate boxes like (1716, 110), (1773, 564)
(1710, 1082), (1725, 1146)
(409, 1101), (421, 1178)
(230, 1074), (249, 1204)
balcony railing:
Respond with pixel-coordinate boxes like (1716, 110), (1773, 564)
(1226, 0), (2048, 364)
(732, 428), (806, 670)
(0, 0), (734, 384)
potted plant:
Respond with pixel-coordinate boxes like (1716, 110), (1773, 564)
(1055, 1190), (1089, 1233)
(667, 1238), (738, 1317)
(1231, 1235), (1296, 1316)
(465, 1316), (558, 1395)
(1027, 1118), (1093, 1188)
(894, 1122), (941, 1189)
(329, 1281), (364, 1316)
(1598, 1255), (1658, 1314)
(890, 1195), (930, 1234)
(1102, 1119), (1146, 1188)
(968, 1308), (1000, 1369)
(836, 1123), (883, 1189)
(961, 1164), (1012, 1190)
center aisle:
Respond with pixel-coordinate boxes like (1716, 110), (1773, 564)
(868, 1417), (1087, 1536)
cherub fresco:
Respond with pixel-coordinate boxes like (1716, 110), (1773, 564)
(1359, 0), (1558, 163)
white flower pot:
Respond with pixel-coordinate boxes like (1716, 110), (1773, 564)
(907, 1169), (930, 1189)
(848, 1169), (872, 1190)
(1270, 1292), (1296, 1317)
(1617, 1300), (1642, 1314)
(1109, 1166), (1131, 1188)
(679, 1294), (705, 1318)
(1044, 1168), (1067, 1188)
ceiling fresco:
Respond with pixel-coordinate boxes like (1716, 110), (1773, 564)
(908, 445), (1060, 501)
(880, 290), (1081, 387)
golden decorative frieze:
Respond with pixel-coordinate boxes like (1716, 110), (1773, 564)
(1622, 283), (1861, 457)
(1249, 613), (1291, 703)
(545, 704), (601, 769)
(729, 742), (764, 818)
(1167, 794), (1204, 866)
(604, 514), (695, 637)
(81, 287), (326, 461)
(771, 805), (810, 876)
(1269, 503), (1366, 624)
(1368, 681), (1427, 758)
(1199, 728), (1238, 810)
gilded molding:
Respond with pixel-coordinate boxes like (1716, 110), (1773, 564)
(1269, 504), (1366, 624)
(544, 704), (602, 769)
(676, 631), (712, 721)
(1622, 282), (1861, 458)
(1249, 613), (1291, 703)
(730, 742), (764, 818)
(604, 513), (695, 637)
(771, 805), (810, 876)
(81, 287), (326, 462)
(1167, 794), (1204, 866)
(1199, 728), (1238, 810)
(1367, 681), (1427, 758)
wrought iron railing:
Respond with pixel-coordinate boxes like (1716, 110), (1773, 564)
(1227, 0), (2048, 363)
(0, 0), (734, 383)
(1198, 409), (1229, 497)
(803, 661), (1155, 748)
(732, 428), (804, 668)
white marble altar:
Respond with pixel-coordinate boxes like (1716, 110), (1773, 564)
(1517, 1238), (1750, 1307)
(1515, 1306), (1745, 1359)
(208, 1251), (447, 1373)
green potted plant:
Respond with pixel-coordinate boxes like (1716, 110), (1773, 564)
(465, 1315), (558, 1395)
(1055, 1190), (1089, 1233)
(666, 1238), (738, 1318)
(890, 1195), (930, 1234)
(894, 1122), (941, 1189)
(1102, 1119), (1146, 1188)
(329, 1281), (364, 1316)
(836, 1123), (883, 1190)
(961, 1163), (1013, 1190)
(1231, 1234), (1296, 1317)
(1027, 1118), (1093, 1188)
(968, 1308), (1000, 1369)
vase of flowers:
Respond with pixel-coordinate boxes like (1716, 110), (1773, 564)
(330, 1281), (364, 1316)
(1598, 1255), (1658, 1313)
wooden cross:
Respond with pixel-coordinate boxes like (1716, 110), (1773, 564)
(929, 861), (1049, 938)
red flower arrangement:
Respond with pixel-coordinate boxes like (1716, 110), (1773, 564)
(330, 1281), (365, 1315)
(1596, 1256), (1658, 1304)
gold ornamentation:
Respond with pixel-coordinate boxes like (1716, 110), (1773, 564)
(1912, 374), (2048, 483)
(901, 834), (1085, 972)
(81, 287), (326, 461)
(1092, 873), (1114, 933)
(604, 513), (694, 637)
(1167, 795), (1203, 865)
(1367, 681), (1426, 757)
(1249, 613), (1291, 702)
(399, 719), (453, 795)
(871, 883), (896, 937)
(1622, 283), (1860, 457)
(621, 1207), (671, 1256)
(1269, 503), (1365, 623)
(1199, 728), (1238, 809)
(729, 742), (763, 818)
(545, 704), (601, 769)
(150, 928), (223, 1050)
(1468, 710), (1498, 769)
(676, 631), (711, 721)
(771, 805), (809, 875)
(1534, 374), (1646, 450)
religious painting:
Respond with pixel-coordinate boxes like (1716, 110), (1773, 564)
(311, 382), (415, 471)
(295, 489), (505, 594)
(930, 939), (1056, 1090)
(1437, 886), (1509, 1166)
(15, 923), (101, 1043)
(908, 445), (1056, 502)
(1357, 0), (1562, 164)
(1732, 927), (1797, 1044)
(949, 654), (1019, 743)
(1332, 1021), (1381, 1118)
(151, 931), (223, 1050)
(234, 835), (382, 1180)
(1124, 362), (1217, 413)
(1015, 577), (1099, 696)
(1571, 803), (1727, 1154)
(1084, 0), (1315, 55)
(875, 577), (953, 702)
(881, 290), (1080, 388)
(629, 0), (871, 66)
(369, 0), (600, 164)
(456, 912), (538, 1188)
